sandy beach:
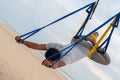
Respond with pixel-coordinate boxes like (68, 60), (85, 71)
(0, 20), (67, 80)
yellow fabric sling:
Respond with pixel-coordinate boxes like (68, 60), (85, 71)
(87, 17), (116, 58)
(90, 34), (97, 42)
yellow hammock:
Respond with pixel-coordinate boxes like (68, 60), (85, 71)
(87, 17), (117, 58)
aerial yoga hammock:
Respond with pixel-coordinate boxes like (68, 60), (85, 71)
(72, 12), (120, 65)
(18, 0), (120, 68)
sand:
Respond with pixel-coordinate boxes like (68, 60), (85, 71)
(0, 20), (67, 80)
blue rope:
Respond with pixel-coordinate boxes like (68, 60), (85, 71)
(89, 0), (100, 19)
(19, 2), (96, 41)
(104, 26), (115, 52)
(79, 4), (95, 36)
(76, 4), (95, 37)
(98, 14), (120, 52)
(76, 0), (99, 37)
(20, 28), (42, 40)
(49, 12), (120, 68)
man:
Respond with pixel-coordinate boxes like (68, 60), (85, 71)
(15, 32), (110, 69)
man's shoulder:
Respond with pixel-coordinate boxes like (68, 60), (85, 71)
(46, 43), (64, 50)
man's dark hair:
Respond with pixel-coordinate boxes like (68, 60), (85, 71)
(45, 48), (61, 61)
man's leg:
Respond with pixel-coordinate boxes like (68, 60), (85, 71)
(71, 37), (92, 50)
(90, 50), (111, 65)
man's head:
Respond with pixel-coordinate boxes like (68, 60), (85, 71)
(45, 48), (61, 61)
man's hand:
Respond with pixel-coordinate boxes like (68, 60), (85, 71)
(15, 36), (23, 43)
(42, 60), (52, 68)
(42, 60), (58, 69)
(42, 60), (66, 69)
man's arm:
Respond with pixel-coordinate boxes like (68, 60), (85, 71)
(23, 41), (47, 50)
(15, 36), (47, 50)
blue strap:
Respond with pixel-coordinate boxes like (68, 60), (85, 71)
(75, 4), (95, 37)
(98, 14), (120, 52)
(89, 0), (100, 19)
(78, 4), (95, 36)
(75, 0), (99, 37)
(20, 2), (96, 41)
(104, 27), (115, 52)
(20, 28), (43, 41)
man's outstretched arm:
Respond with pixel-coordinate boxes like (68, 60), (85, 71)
(15, 36), (47, 50)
